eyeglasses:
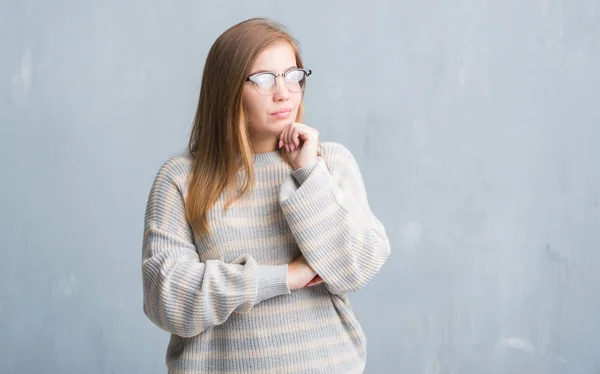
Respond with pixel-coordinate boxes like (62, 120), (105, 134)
(245, 68), (312, 96)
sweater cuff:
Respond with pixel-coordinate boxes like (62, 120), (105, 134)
(291, 158), (319, 186)
(254, 264), (291, 304)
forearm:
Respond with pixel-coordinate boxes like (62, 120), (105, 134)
(280, 156), (390, 295)
(142, 230), (290, 337)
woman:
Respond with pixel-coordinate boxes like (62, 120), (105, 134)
(141, 17), (391, 374)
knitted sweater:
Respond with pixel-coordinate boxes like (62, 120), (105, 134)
(141, 141), (391, 374)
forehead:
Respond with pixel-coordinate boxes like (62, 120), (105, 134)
(251, 40), (297, 71)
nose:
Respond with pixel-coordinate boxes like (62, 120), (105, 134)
(272, 75), (290, 101)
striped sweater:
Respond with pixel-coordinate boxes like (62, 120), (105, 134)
(141, 141), (391, 373)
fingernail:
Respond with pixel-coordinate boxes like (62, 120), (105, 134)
(278, 140), (282, 149)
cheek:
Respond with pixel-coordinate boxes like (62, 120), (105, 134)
(243, 93), (267, 120)
(292, 96), (302, 118)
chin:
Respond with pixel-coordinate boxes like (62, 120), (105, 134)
(271, 117), (291, 126)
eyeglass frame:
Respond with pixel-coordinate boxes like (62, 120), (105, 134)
(245, 68), (312, 96)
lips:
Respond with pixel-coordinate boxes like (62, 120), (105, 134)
(272, 108), (293, 119)
(271, 108), (292, 115)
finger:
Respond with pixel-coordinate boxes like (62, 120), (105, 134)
(292, 122), (317, 142)
(286, 123), (295, 151)
(286, 122), (294, 147)
(290, 132), (297, 151)
(307, 274), (323, 287)
(278, 126), (284, 149)
(285, 123), (295, 152)
(279, 123), (290, 149)
(291, 126), (300, 148)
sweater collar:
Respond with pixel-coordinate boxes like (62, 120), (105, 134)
(252, 149), (285, 167)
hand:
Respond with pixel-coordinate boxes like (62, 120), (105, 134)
(306, 274), (324, 287)
(287, 254), (318, 290)
(278, 122), (319, 169)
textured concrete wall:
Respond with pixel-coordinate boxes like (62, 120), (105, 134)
(1, 1), (599, 373)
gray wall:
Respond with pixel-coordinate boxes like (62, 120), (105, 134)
(1, 1), (599, 373)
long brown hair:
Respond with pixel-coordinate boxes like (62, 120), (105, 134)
(185, 18), (315, 239)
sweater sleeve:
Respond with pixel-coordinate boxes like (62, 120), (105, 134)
(279, 143), (391, 295)
(142, 160), (290, 338)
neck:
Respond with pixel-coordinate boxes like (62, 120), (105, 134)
(251, 136), (279, 154)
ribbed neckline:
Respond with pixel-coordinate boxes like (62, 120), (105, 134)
(252, 149), (285, 167)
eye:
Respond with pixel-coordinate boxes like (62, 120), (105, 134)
(285, 70), (305, 83)
(252, 73), (275, 88)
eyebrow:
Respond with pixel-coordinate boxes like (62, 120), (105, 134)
(248, 66), (298, 76)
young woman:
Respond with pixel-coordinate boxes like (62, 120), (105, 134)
(141, 17), (391, 374)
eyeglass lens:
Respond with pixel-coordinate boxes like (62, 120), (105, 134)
(252, 70), (307, 95)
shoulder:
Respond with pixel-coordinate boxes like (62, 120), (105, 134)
(318, 141), (360, 172)
(151, 151), (194, 190)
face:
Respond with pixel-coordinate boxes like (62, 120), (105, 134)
(242, 40), (303, 152)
